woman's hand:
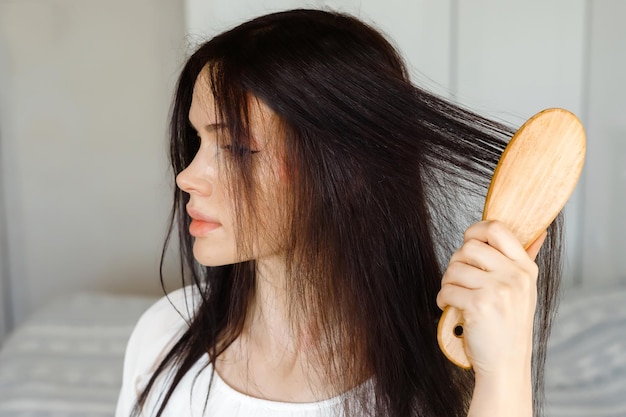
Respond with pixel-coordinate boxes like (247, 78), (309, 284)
(436, 220), (546, 376)
(436, 220), (546, 417)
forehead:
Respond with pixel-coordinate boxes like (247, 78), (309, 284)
(189, 69), (279, 138)
(189, 67), (280, 148)
(189, 70), (216, 126)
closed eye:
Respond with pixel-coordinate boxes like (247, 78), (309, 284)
(221, 144), (260, 155)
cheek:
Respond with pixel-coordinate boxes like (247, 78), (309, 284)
(278, 163), (289, 183)
(192, 234), (239, 266)
(256, 170), (290, 238)
(265, 149), (289, 184)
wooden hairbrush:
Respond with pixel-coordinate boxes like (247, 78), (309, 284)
(437, 108), (586, 369)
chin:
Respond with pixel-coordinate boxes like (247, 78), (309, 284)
(192, 246), (236, 267)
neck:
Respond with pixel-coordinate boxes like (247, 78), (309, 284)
(215, 255), (366, 401)
(244, 255), (312, 355)
(216, 255), (333, 402)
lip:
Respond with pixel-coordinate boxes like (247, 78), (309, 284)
(186, 206), (222, 236)
(186, 206), (220, 224)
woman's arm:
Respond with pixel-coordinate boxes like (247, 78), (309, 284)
(437, 221), (546, 417)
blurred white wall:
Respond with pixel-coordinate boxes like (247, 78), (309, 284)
(0, 0), (187, 338)
(185, 0), (621, 289)
(0, 34), (9, 340)
(452, 1), (587, 286)
(582, 1), (626, 288)
(0, 0), (624, 342)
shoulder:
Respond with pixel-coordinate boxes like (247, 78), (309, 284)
(134, 286), (198, 342)
(125, 285), (199, 372)
(116, 286), (200, 416)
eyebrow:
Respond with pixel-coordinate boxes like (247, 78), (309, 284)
(188, 120), (226, 133)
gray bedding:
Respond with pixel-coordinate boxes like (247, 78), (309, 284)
(545, 284), (626, 417)
(0, 285), (624, 417)
(0, 293), (156, 417)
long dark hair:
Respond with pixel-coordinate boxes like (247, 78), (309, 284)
(134, 8), (562, 417)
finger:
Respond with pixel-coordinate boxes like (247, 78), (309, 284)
(525, 230), (547, 261)
(464, 220), (527, 262)
(448, 238), (510, 273)
(441, 260), (490, 290)
(436, 283), (476, 312)
(437, 284), (462, 310)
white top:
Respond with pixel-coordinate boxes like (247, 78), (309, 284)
(115, 286), (348, 417)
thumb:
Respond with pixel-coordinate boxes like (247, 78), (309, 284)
(526, 230), (547, 261)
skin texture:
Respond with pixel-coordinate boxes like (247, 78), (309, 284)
(177, 74), (329, 402)
(177, 72), (287, 267)
(438, 222), (546, 417)
(178, 72), (546, 414)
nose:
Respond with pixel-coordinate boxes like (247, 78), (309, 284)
(175, 151), (215, 196)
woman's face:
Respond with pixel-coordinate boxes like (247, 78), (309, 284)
(176, 72), (287, 266)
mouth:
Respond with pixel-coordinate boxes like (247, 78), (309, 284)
(186, 207), (222, 237)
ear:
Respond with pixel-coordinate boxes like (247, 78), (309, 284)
(526, 230), (547, 261)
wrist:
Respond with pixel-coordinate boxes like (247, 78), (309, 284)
(468, 364), (533, 417)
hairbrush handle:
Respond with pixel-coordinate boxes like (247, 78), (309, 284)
(437, 108), (586, 369)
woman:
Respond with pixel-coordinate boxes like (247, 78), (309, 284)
(116, 8), (561, 417)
